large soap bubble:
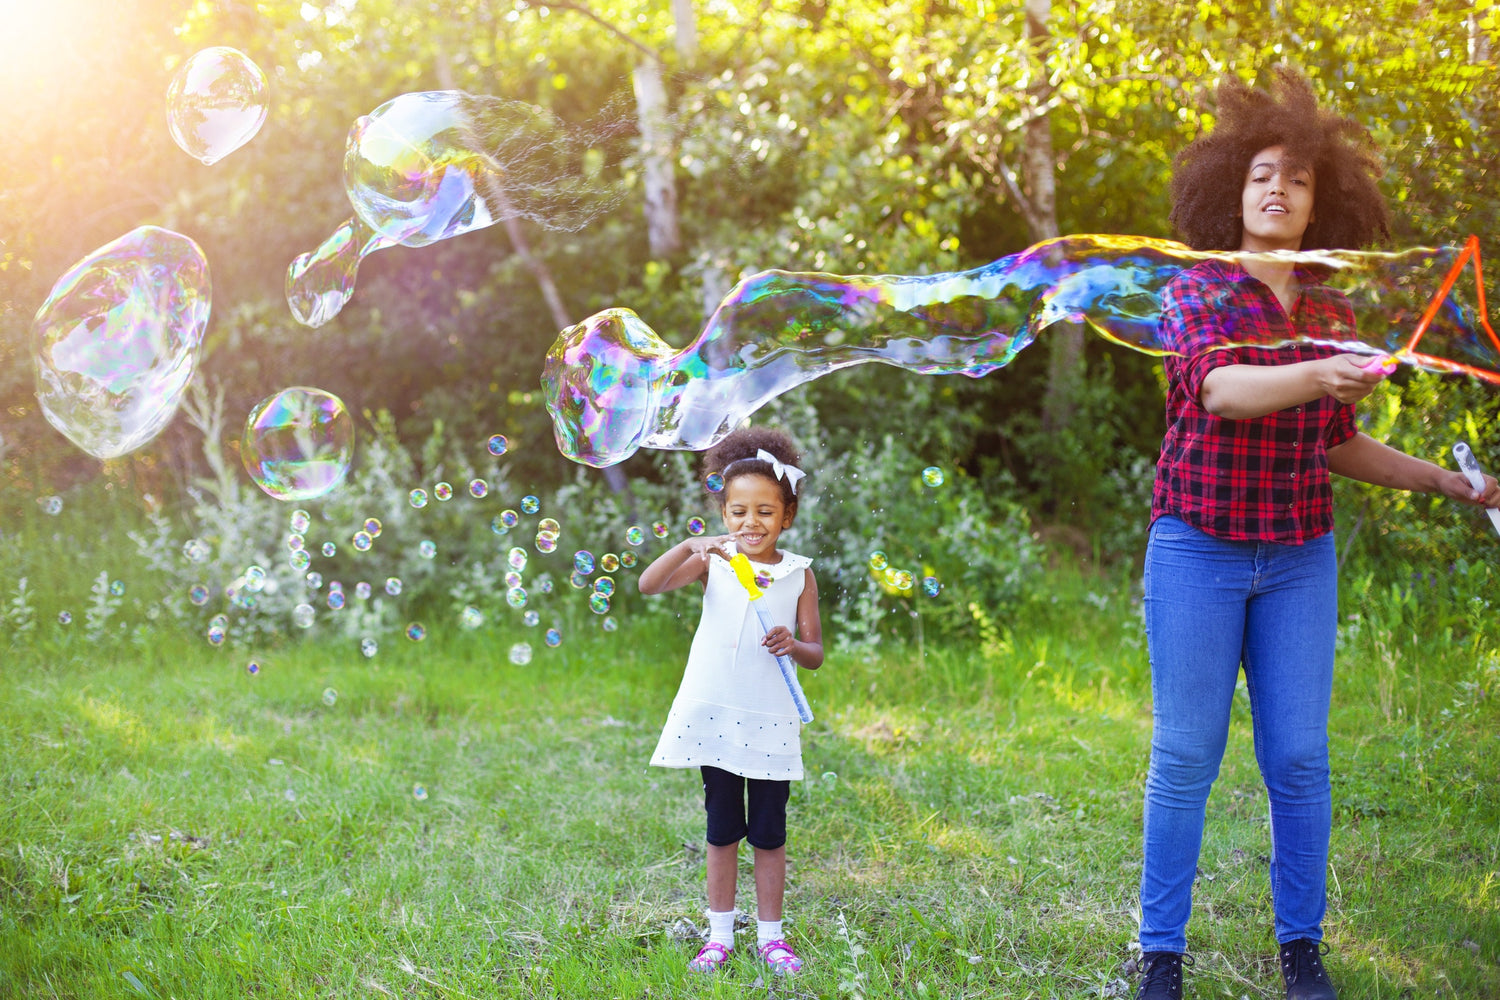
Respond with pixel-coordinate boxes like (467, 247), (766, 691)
(287, 90), (629, 327)
(33, 226), (211, 460)
(242, 387), (354, 500)
(166, 46), (269, 165)
(543, 234), (1500, 466)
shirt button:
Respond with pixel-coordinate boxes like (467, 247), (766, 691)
(1290, 472), (1298, 479)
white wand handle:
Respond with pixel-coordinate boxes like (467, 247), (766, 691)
(1452, 442), (1500, 538)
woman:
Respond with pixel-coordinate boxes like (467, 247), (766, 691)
(1136, 67), (1500, 1000)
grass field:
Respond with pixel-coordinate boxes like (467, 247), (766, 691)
(2, 568), (1497, 999)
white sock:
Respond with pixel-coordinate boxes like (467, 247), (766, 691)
(757, 918), (783, 946)
(707, 909), (735, 947)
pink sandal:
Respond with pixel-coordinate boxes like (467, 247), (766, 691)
(688, 940), (732, 972)
(758, 939), (803, 974)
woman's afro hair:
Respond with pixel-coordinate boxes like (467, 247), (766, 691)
(702, 426), (804, 512)
(1170, 66), (1390, 252)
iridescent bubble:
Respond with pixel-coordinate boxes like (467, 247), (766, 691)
(521, 496), (540, 515)
(602, 616), (618, 632)
(535, 533), (557, 554)
(506, 587), (528, 609)
(922, 466), (945, 488)
(352, 531), (372, 552)
(385, 577), (403, 596)
(409, 488), (429, 509)
(306, 572), (323, 590)
(287, 533), (305, 552)
(327, 590), (345, 610)
(412, 783), (429, 801)
(499, 509), (520, 528)
(619, 551), (638, 569)
(538, 579), (554, 594)
(292, 603), (315, 628)
(537, 517), (560, 534)
(625, 526), (645, 546)
(322, 542), (337, 558)
(869, 550), (889, 572)
(361, 637), (378, 658)
(286, 216), (394, 328)
(39, 496), (63, 516)
(418, 540), (437, 559)
(434, 482), (453, 501)
(651, 521), (669, 539)
(508, 547), (528, 572)
(289, 550), (312, 571)
(290, 509), (312, 533)
(504, 570), (523, 589)
(754, 570), (772, 590)
(242, 387), (354, 501)
(573, 550), (595, 575)
(460, 606), (483, 629)
(165, 46), (268, 165)
(33, 226), (210, 460)
(509, 642), (533, 666)
(687, 517), (706, 535)
(245, 660), (261, 675)
(406, 622), (427, 641)
(893, 569), (914, 591)
(328, 580), (344, 593)
(922, 575), (941, 597)
(322, 687), (338, 707)
(599, 553), (620, 573)
(491, 516), (511, 536)
(183, 538), (211, 563)
(522, 609), (540, 627)
(58, 611), (73, 625)
(593, 576), (615, 597)
(109, 580), (125, 597)
(364, 517), (383, 538)
(244, 566), (266, 591)
(589, 593), (610, 615)
(569, 570), (589, 590)
(355, 581), (372, 600)
(705, 473), (724, 493)
(189, 584), (209, 606)
(206, 624), (224, 645)
(487, 434), (508, 456)
(544, 628), (562, 647)
(469, 479), (488, 499)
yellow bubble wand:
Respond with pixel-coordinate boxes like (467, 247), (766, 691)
(728, 552), (814, 724)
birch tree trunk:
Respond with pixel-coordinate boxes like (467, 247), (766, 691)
(633, 57), (682, 259)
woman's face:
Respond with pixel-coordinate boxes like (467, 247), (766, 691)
(1238, 144), (1315, 252)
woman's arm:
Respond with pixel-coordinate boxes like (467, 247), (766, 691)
(1327, 432), (1500, 504)
(761, 569), (824, 670)
(637, 535), (735, 595)
(1199, 354), (1385, 419)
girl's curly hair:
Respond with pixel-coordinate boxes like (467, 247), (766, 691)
(1170, 66), (1390, 252)
(702, 426), (804, 515)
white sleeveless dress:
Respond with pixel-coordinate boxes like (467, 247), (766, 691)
(649, 550), (813, 780)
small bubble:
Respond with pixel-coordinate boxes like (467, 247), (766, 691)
(535, 533), (557, 554)
(822, 771), (838, 783)
(704, 473), (724, 493)
(289, 549), (311, 571)
(593, 576), (616, 597)
(434, 482), (453, 501)
(754, 570), (772, 590)
(544, 628), (562, 647)
(460, 606), (483, 629)
(109, 579), (125, 596)
(322, 687), (337, 707)
(625, 526), (645, 546)
(509, 642), (533, 666)
(537, 517), (560, 534)
(292, 603), (315, 628)
(207, 624), (225, 645)
(523, 609), (540, 627)
(58, 610), (73, 625)
(322, 541), (337, 558)
(306, 571), (323, 590)
(412, 783), (429, 801)
(418, 540), (437, 559)
(364, 517), (382, 538)
(245, 566), (266, 591)
(589, 592), (610, 615)
(385, 577), (403, 596)
(508, 547), (528, 572)
(360, 637), (378, 658)
(687, 517), (706, 535)
(246, 660), (261, 675)
(327, 590), (345, 610)
(287, 533), (305, 552)
(599, 553), (620, 572)
(409, 488), (428, 509)
(921, 466), (945, 488)
(487, 434), (508, 456)
(893, 569), (914, 591)
(573, 550), (595, 574)
(189, 584), (210, 606)
(504, 570), (523, 589)
(490, 516), (511, 536)
(405, 622), (426, 641)
(506, 587), (528, 609)
(183, 538), (211, 563)
(538, 578), (554, 594)
(469, 478), (488, 499)
(521, 495), (540, 514)
(601, 616), (618, 632)
(40, 495), (63, 516)
(922, 575), (941, 597)
(355, 581), (372, 600)
(351, 531), (372, 552)
(651, 521), (669, 539)
(869, 550), (889, 571)
(284, 789), (297, 802)
(619, 551), (638, 569)
(499, 509), (520, 528)
(290, 510), (311, 533)
(569, 570), (589, 589)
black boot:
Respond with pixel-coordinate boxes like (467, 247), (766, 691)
(1279, 938), (1337, 1000)
(1136, 951), (1192, 1000)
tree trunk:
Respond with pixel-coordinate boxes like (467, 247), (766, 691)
(633, 57), (682, 259)
(671, 0), (698, 60)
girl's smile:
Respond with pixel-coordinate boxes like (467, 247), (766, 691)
(721, 474), (792, 562)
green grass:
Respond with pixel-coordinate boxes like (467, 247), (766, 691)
(1, 572), (1497, 999)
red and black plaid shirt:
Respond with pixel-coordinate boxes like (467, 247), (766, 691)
(1151, 259), (1358, 544)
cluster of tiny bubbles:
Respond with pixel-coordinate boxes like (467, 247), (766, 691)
(460, 606), (483, 629)
(569, 570), (588, 589)
(545, 628), (562, 647)
(921, 466), (945, 488)
(242, 386), (354, 501)
(523, 609), (541, 627)
(418, 540), (437, 559)
(625, 525), (645, 546)
(246, 660), (261, 676)
(602, 616), (618, 632)
(290, 550), (312, 571)
(290, 509), (312, 533)
(293, 603), (315, 628)
(589, 592), (611, 615)
(409, 488), (428, 508)
(287, 533), (304, 552)
(208, 614), (228, 644)
(109, 580), (126, 596)
(306, 571), (323, 590)
(352, 531), (372, 552)
(487, 434), (508, 456)
(508, 547), (528, 572)
(434, 482), (453, 501)
(509, 642), (533, 666)
(506, 587), (528, 609)
(189, 584), (210, 606)
(355, 581), (372, 600)
(619, 551), (638, 569)
(38, 496), (63, 516)
(521, 495), (541, 515)
(322, 541), (337, 558)
(469, 479), (488, 499)
(412, 783), (429, 802)
(245, 566), (266, 591)
(922, 576), (941, 597)
(869, 550), (889, 572)
(58, 611), (73, 625)
(184, 538), (211, 563)
(405, 622), (427, 641)
(322, 687), (338, 707)
(504, 570), (523, 589)
(385, 577), (402, 596)
(599, 553), (620, 573)
(651, 521), (669, 539)
(704, 473), (724, 493)
(361, 637), (378, 658)
(574, 550), (595, 574)
(165, 46), (268, 165)
(687, 517), (706, 536)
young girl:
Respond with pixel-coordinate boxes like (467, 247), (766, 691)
(638, 426), (824, 976)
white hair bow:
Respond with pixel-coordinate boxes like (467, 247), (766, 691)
(756, 448), (807, 495)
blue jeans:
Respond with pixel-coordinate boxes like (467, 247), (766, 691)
(1139, 515), (1336, 954)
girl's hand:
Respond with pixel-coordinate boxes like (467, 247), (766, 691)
(687, 533), (737, 563)
(762, 625), (796, 658)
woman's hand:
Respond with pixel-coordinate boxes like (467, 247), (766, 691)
(1314, 354), (1388, 405)
(761, 625), (797, 658)
(1433, 468), (1500, 508)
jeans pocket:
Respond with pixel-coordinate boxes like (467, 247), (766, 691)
(1149, 515), (1200, 542)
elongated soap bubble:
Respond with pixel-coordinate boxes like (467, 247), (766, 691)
(242, 387), (354, 500)
(288, 90), (630, 327)
(166, 47), (268, 164)
(543, 235), (1500, 466)
(33, 226), (211, 459)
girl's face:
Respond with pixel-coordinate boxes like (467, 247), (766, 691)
(720, 473), (792, 561)
(1238, 144), (1315, 252)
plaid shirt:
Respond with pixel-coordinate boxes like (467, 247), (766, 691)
(1151, 259), (1358, 543)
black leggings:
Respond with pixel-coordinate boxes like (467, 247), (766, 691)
(700, 765), (790, 850)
